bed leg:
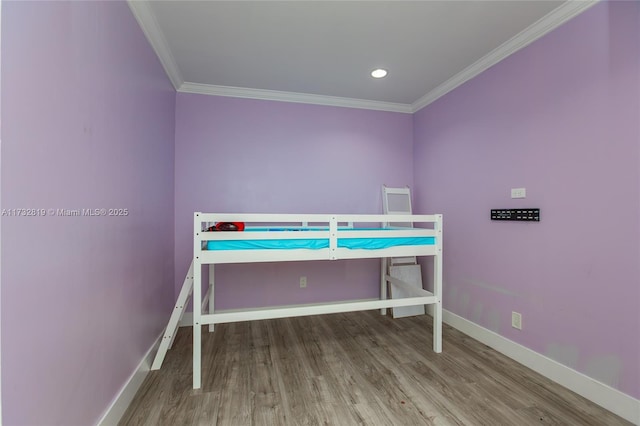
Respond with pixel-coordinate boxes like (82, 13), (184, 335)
(208, 264), (215, 332)
(433, 300), (442, 353)
(380, 257), (387, 315)
(433, 214), (443, 353)
(193, 259), (202, 389)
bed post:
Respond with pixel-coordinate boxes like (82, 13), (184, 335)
(208, 264), (215, 332)
(380, 257), (388, 315)
(193, 213), (202, 389)
(433, 214), (443, 353)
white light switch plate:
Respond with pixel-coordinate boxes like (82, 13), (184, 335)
(511, 188), (526, 199)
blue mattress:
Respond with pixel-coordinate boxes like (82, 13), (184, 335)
(206, 228), (435, 251)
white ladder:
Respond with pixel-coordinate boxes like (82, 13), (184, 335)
(382, 185), (425, 318)
(151, 260), (212, 370)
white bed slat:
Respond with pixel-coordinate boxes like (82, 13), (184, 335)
(195, 212), (439, 225)
(200, 295), (437, 325)
(196, 246), (438, 264)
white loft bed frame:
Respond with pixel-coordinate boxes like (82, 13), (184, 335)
(163, 212), (443, 389)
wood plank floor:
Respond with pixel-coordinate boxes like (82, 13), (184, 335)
(120, 312), (632, 425)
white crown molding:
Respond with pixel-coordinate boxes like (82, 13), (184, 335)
(127, 0), (183, 90)
(411, 0), (600, 112)
(178, 82), (413, 113)
(130, 0), (598, 114)
(443, 310), (640, 425)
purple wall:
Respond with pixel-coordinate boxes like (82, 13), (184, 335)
(413, 1), (639, 399)
(174, 94), (413, 309)
(1, 2), (176, 425)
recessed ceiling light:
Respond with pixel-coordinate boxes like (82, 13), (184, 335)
(371, 68), (388, 78)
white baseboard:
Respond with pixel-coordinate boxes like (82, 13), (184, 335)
(443, 310), (640, 425)
(97, 332), (163, 426)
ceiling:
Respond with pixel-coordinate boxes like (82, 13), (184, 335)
(128, 1), (597, 113)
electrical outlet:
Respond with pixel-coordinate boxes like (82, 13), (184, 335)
(511, 188), (526, 199)
(299, 276), (307, 288)
(512, 311), (522, 330)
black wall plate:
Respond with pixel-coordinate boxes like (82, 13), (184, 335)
(491, 209), (540, 221)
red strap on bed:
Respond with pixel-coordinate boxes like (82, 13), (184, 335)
(208, 222), (245, 232)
